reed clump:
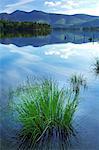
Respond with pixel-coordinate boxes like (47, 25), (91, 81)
(11, 76), (86, 149)
(93, 58), (99, 75)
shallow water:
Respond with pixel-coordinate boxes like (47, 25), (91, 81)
(0, 31), (99, 150)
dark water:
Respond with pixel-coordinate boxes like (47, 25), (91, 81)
(0, 30), (99, 150)
(0, 30), (99, 47)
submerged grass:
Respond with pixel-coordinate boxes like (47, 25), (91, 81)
(11, 76), (86, 149)
(93, 58), (99, 76)
(70, 74), (87, 94)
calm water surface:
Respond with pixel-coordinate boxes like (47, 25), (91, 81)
(0, 31), (99, 150)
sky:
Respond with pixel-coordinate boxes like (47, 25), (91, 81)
(0, 0), (99, 16)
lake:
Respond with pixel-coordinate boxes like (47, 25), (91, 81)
(0, 30), (99, 150)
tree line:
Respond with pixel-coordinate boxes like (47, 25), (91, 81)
(0, 20), (52, 38)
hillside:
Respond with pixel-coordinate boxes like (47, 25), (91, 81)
(0, 10), (99, 28)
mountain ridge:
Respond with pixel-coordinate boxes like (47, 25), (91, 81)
(0, 10), (99, 28)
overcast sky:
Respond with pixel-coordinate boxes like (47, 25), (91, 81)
(0, 0), (99, 16)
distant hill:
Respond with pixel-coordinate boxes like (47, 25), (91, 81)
(0, 10), (99, 28)
(77, 19), (99, 27)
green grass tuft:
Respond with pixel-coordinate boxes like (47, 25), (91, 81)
(11, 76), (86, 149)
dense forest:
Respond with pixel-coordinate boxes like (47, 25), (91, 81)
(0, 20), (52, 38)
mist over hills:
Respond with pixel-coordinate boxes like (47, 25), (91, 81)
(0, 10), (99, 28)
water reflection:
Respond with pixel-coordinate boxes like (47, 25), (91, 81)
(92, 58), (99, 76)
(0, 42), (99, 88)
(0, 41), (99, 149)
(0, 30), (99, 47)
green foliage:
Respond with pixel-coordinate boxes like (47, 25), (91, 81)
(10, 76), (86, 149)
(0, 20), (52, 38)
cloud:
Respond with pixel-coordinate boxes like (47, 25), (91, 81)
(1, 44), (41, 64)
(6, 0), (34, 8)
(51, 5), (99, 16)
(44, 0), (99, 16)
(45, 47), (79, 59)
(44, 42), (99, 61)
(45, 1), (61, 7)
(2, 0), (34, 13)
(45, 0), (79, 9)
(67, 7), (99, 16)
